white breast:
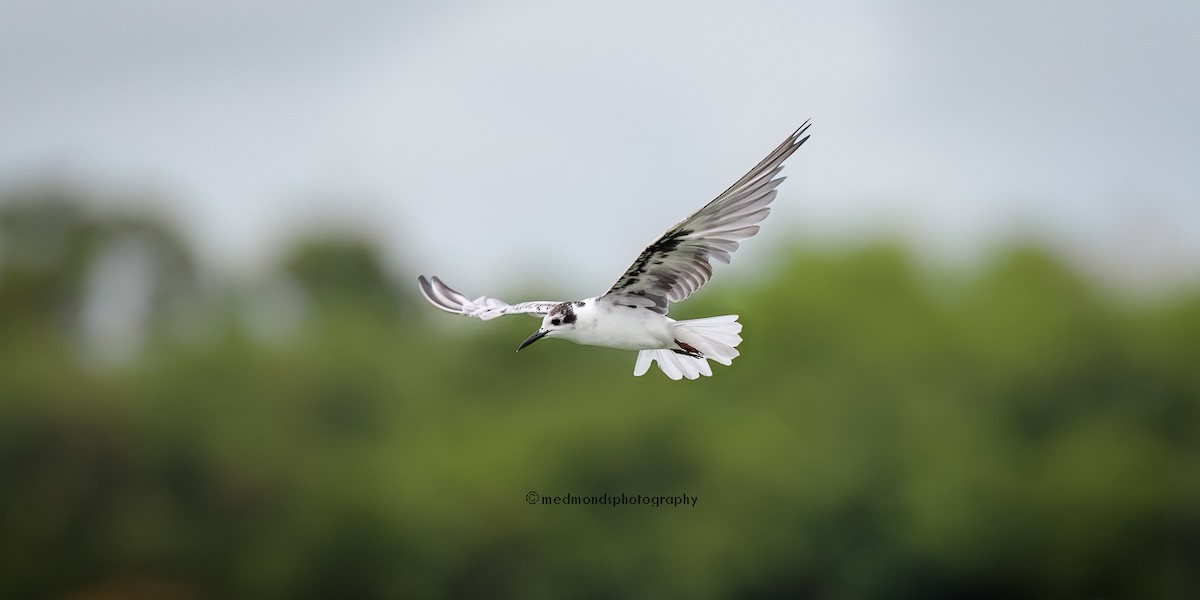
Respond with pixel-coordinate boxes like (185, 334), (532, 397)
(560, 300), (675, 351)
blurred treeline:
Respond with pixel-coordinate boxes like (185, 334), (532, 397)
(1, 186), (1198, 600)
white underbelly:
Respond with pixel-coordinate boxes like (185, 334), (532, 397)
(564, 306), (674, 350)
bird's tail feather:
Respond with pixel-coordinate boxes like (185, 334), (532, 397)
(633, 315), (743, 380)
(634, 348), (712, 380)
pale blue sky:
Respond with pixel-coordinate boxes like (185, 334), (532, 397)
(2, 0), (1197, 293)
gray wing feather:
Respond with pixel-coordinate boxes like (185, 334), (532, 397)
(417, 276), (560, 320)
(600, 121), (811, 313)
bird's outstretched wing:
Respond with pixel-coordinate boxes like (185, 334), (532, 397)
(417, 275), (562, 320)
(600, 122), (811, 313)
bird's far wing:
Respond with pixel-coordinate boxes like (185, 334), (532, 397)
(599, 121), (812, 313)
(418, 275), (561, 320)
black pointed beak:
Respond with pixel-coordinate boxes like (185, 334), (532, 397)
(517, 329), (549, 352)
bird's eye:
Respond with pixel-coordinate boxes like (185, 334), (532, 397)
(550, 318), (561, 326)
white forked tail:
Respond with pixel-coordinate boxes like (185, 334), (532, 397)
(633, 315), (743, 380)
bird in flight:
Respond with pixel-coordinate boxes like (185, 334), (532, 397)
(418, 122), (811, 380)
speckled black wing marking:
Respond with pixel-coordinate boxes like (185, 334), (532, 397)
(600, 122), (811, 313)
(418, 275), (561, 320)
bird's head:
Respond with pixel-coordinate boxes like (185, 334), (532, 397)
(517, 301), (580, 351)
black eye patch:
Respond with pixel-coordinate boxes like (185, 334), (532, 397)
(548, 301), (578, 326)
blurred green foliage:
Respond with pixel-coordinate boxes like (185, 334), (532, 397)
(1, 187), (1198, 599)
